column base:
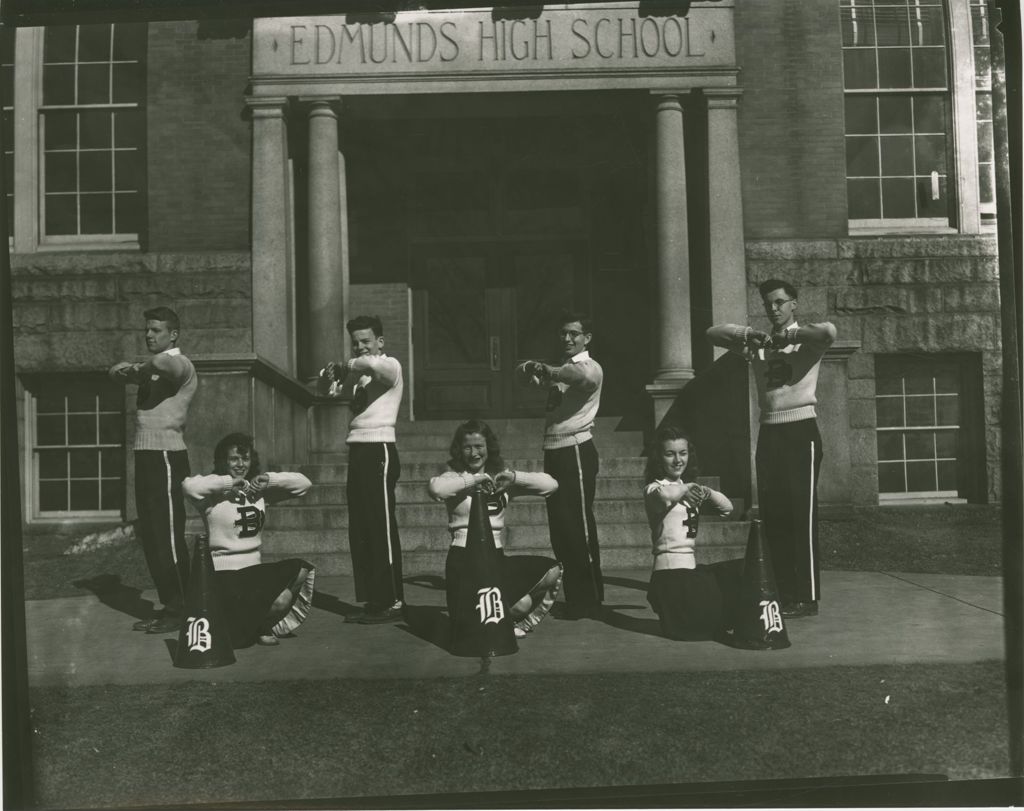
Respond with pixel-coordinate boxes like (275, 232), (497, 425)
(645, 372), (696, 428)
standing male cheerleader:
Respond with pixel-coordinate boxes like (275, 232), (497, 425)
(321, 315), (405, 624)
(516, 311), (604, 619)
(109, 306), (198, 634)
(707, 279), (836, 619)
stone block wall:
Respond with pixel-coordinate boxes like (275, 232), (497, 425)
(745, 235), (1002, 503)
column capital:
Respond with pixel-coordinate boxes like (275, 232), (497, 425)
(298, 96), (343, 119)
(245, 95), (290, 119)
(703, 87), (744, 109)
(649, 90), (689, 107)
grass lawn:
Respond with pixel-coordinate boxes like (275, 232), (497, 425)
(29, 661), (1010, 809)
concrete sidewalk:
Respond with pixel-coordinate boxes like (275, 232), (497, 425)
(25, 569), (1005, 688)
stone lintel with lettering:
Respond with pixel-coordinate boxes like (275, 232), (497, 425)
(252, 3), (737, 95)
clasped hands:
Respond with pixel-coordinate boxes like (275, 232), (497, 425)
(465, 470), (517, 495)
(227, 473), (271, 499)
(522, 360), (552, 385)
(743, 328), (793, 351)
(680, 482), (711, 509)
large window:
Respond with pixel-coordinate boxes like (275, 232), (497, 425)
(39, 23), (146, 243)
(27, 378), (125, 518)
(969, 0), (996, 220)
(875, 354), (984, 502)
(840, 0), (952, 226)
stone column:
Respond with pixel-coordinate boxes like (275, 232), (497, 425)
(646, 92), (695, 427)
(247, 96), (294, 373)
(303, 97), (346, 383)
(705, 88), (748, 359)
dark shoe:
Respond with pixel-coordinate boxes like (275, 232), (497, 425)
(132, 618), (157, 632)
(782, 601), (818, 618)
(356, 604), (404, 624)
(146, 616), (182, 634)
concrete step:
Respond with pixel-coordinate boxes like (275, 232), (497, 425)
(294, 456), (649, 481)
(300, 475), (725, 505)
(263, 518), (747, 552)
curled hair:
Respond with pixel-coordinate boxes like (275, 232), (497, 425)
(143, 306), (180, 333)
(758, 279), (798, 301)
(346, 314), (383, 338)
(644, 425), (699, 484)
(213, 432), (262, 480)
(447, 419), (505, 475)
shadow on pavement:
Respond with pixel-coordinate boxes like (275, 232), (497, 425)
(396, 603), (451, 653)
(600, 606), (664, 638)
(312, 590), (362, 619)
(603, 575), (650, 592)
(404, 574), (446, 591)
(72, 574), (153, 622)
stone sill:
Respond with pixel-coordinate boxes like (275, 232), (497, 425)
(746, 234), (999, 261)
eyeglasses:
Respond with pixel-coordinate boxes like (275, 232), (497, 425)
(559, 330), (585, 339)
(765, 298), (795, 310)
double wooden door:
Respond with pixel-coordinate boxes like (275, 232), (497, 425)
(411, 241), (586, 419)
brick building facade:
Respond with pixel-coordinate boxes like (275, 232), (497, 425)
(7, 0), (1004, 557)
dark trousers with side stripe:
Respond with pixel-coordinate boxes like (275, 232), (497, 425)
(134, 450), (191, 617)
(755, 419), (823, 605)
(347, 442), (404, 608)
(544, 440), (603, 613)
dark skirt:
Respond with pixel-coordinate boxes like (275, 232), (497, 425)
(213, 558), (315, 648)
(445, 546), (562, 634)
(647, 559), (744, 641)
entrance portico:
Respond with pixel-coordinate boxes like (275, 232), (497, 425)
(247, 1), (746, 431)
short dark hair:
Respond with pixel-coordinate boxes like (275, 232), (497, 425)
(644, 425), (700, 484)
(143, 306), (180, 332)
(758, 280), (798, 301)
(213, 432), (262, 480)
(346, 315), (383, 338)
(559, 310), (592, 334)
(447, 419), (505, 475)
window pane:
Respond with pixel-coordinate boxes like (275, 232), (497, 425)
(914, 95), (946, 132)
(970, 5), (990, 46)
(977, 121), (993, 163)
(101, 479), (123, 511)
(847, 136), (880, 176)
(68, 413), (97, 444)
(876, 397), (904, 427)
(114, 110), (143, 149)
(976, 93), (992, 120)
(905, 395), (936, 425)
(878, 49), (912, 88)
(978, 166), (994, 206)
(905, 431), (935, 460)
(844, 50), (878, 89)
(45, 111), (77, 150)
(98, 413), (122, 444)
(78, 25), (112, 62)
(841, 6), (876, 47)
(904, 374), (933, 394)
(906, 460), (937, 491)
(114, 151), (140, 191)
(915, 134), (947, 173)
(880, 135), (913, 175)
(878, 461), (906, 493)
(875, 6), (911, 45)
(912, 47), (947, 88)
(935, 430), (957, 458)
(37, 414), (66, 445)
(79, 152), (113, 192)
(70, 448), (99, 477)
(80, 193), (113, 234)
(915, 7), (946, 46)
(935, 368), (959, 393)
(45, 153), (78, 193)
(875, 375), (902, 395)
(936, 395), (959, 425)
(112, 23), (147, 61)
(845, 96), (878, 134)
(79, 111), (112, 149)
(114, 192), (140, 234)
(877, 431), (903, 461)
(111, 63), (143, 104)
(916, 175), (948, 218)
(77, 63), (111, 105)
(881, 177), (915, 217)
(43, 64), (76, 105)
(100, 447), (124, 474)
(38, 450), (67, 478)
(848, 178), (881, 218)
(974, 47), (991, 86)
(39, 481), (68, 511)
(937, 460), (957, 490)
(36, 392), (65, 413)
(67, 390), (98, 412)
(45, 194), (78, 235)
(99, 387), (122, 411)
(70, 480), (100, 511)
(878, 95), (912, 133)
(44, 26), (78, 63)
